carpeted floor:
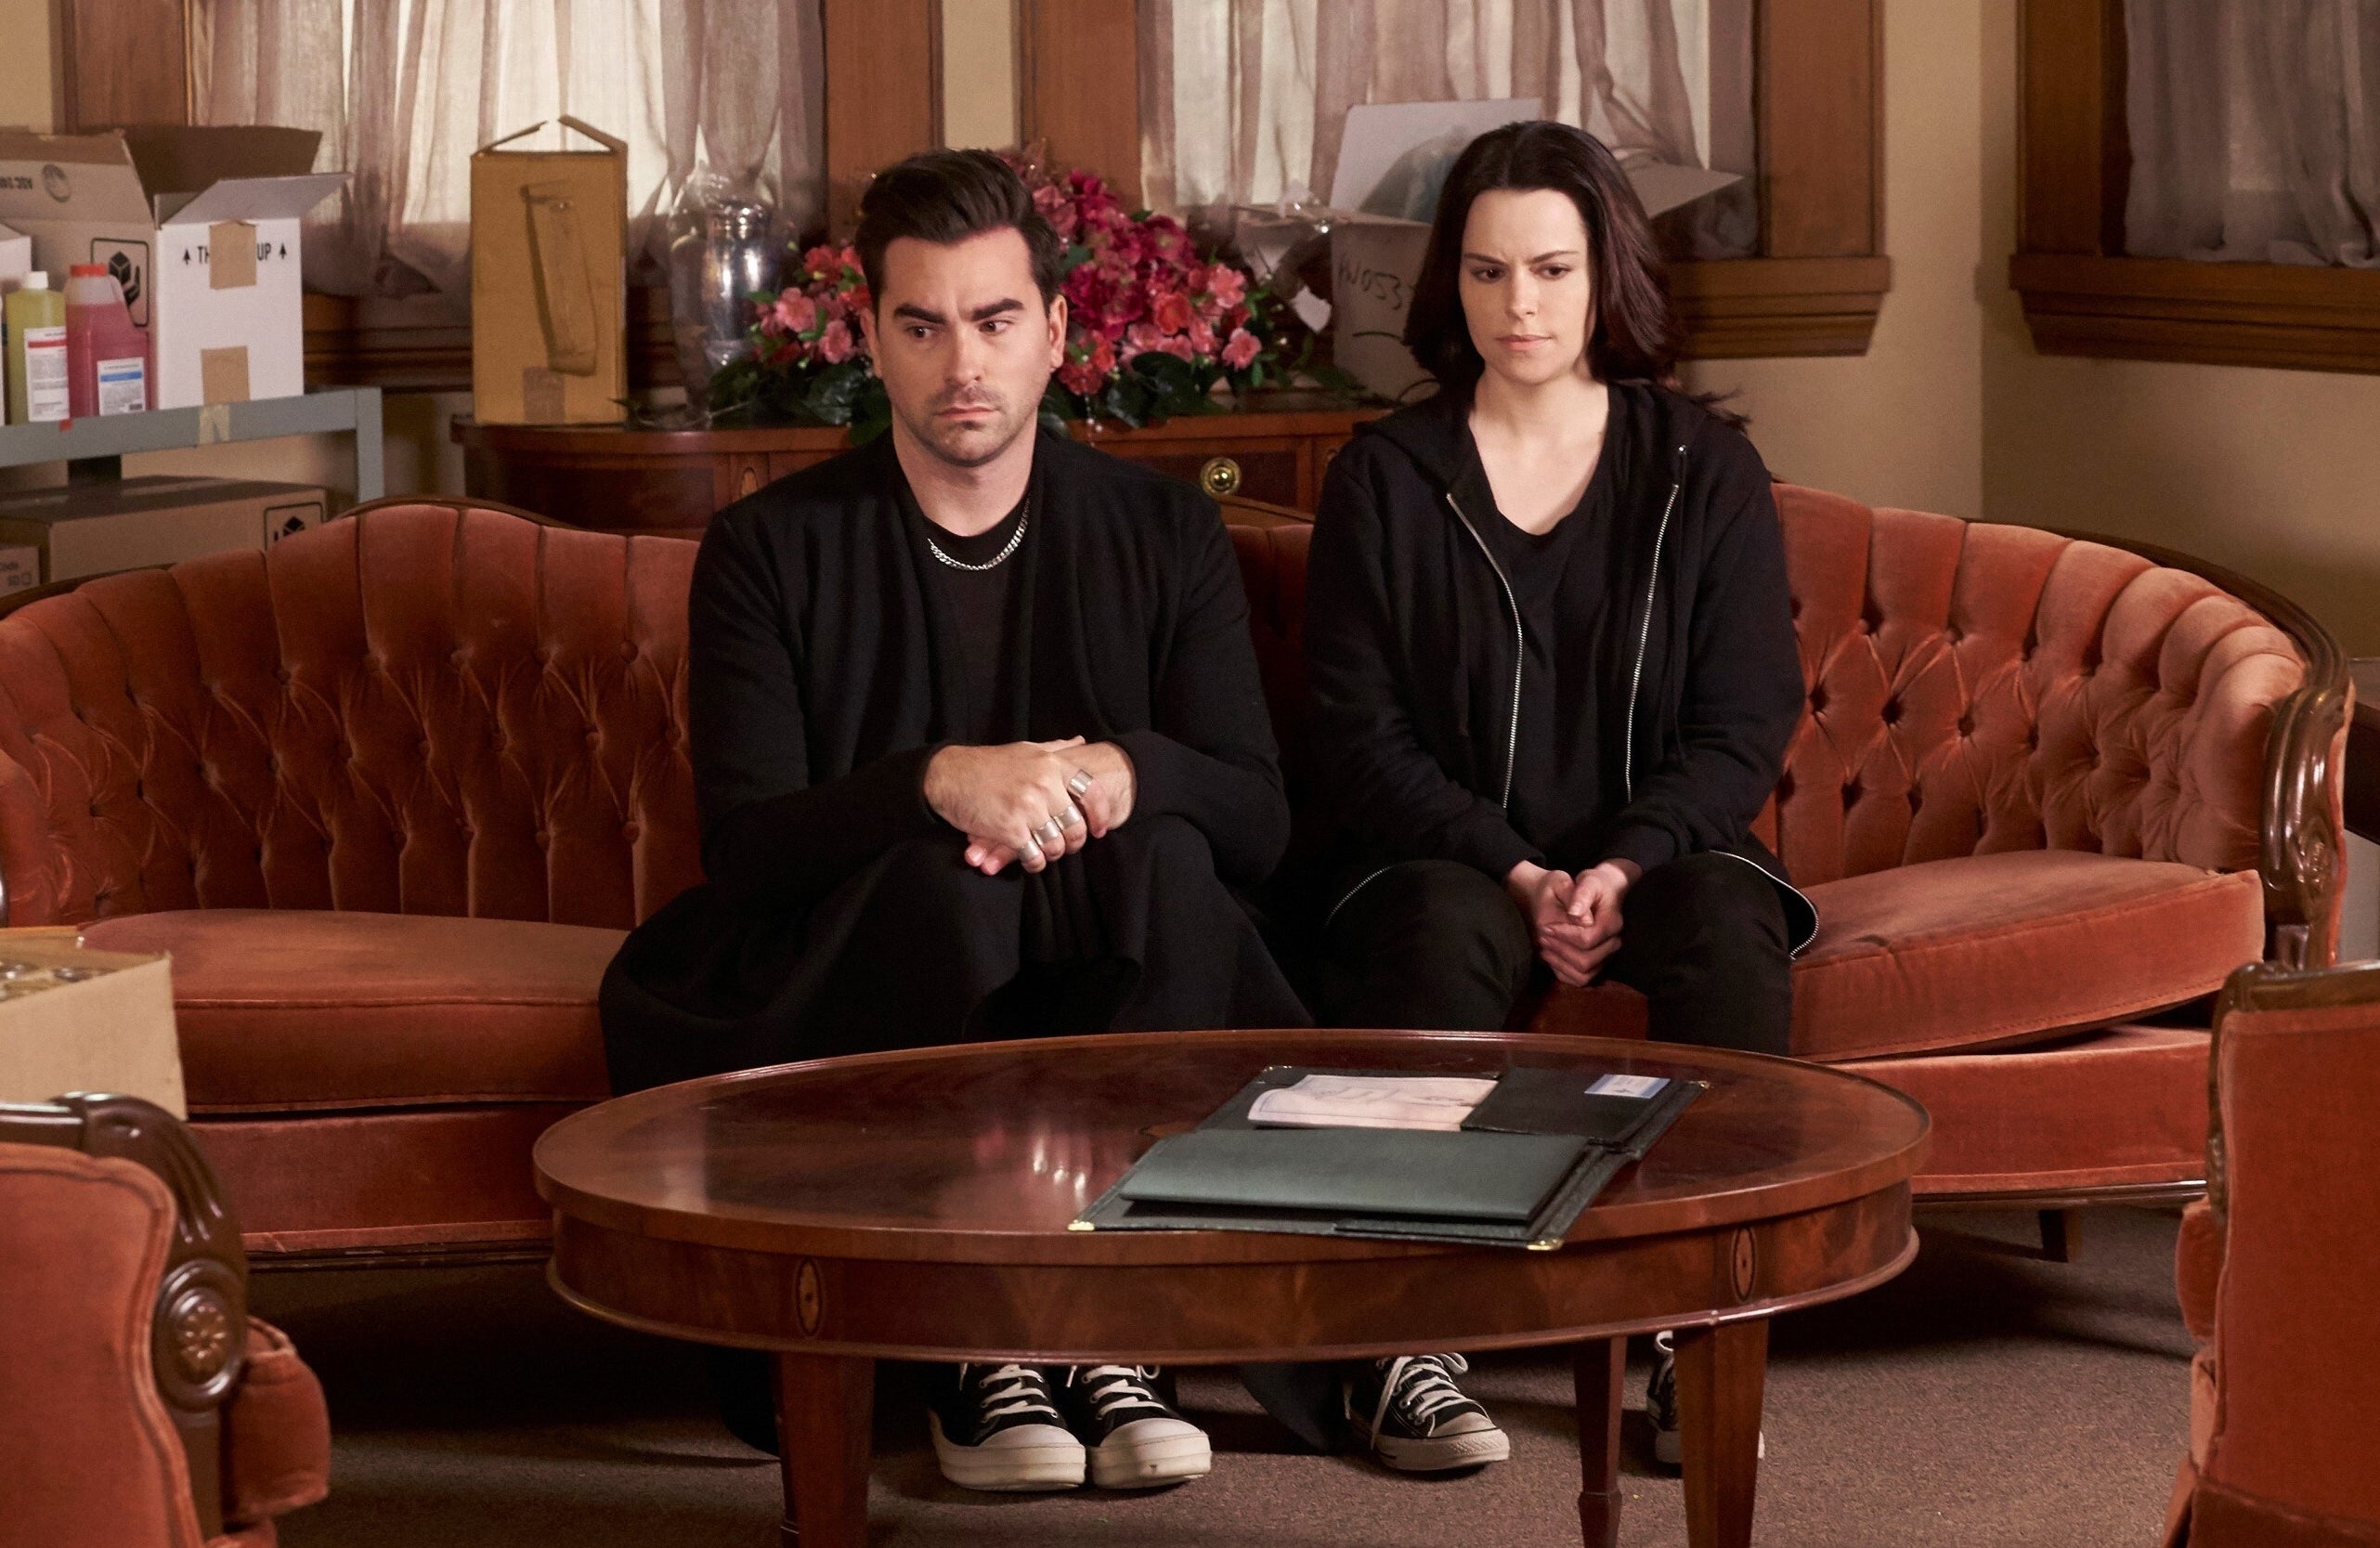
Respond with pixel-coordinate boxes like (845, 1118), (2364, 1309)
(254, 1206), (2190, 1547)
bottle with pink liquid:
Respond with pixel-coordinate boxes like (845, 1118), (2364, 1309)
(64, 263), (149, 418)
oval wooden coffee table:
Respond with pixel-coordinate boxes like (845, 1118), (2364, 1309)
(536, 1030), (1928, 1547)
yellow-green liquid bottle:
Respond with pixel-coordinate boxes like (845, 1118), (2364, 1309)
(7, 273), (71, 425)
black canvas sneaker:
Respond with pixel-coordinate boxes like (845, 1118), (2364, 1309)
(1058, 1365), (1214, 1489)
(1647, 1332), (1762, 1468)
(928, 1363), (1086, 1491)
(1345, 1354), (1511, 1472)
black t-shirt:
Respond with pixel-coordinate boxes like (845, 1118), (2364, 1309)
(904, 488), (1029, 745)
(1460, 419), (1625, 870)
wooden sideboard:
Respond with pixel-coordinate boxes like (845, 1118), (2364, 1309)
(453, 402), (1381, 537)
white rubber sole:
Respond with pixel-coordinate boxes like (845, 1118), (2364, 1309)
(928, 1411), (1086, 1492)
(1354, 1419), (1512, 1473)
(1090, 1427), (1213, 1489)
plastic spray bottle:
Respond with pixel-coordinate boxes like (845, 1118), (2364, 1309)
(5, 273), (69, 425)
(64, 263), (148, 418)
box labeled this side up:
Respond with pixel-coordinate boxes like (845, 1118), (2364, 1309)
(0, 126), (343, 410)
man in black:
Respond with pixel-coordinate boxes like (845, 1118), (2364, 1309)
(600, 150), (1304, 1493)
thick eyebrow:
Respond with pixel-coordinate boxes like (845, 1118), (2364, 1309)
(1460, 249), (1583, 266)
(891, 297), (1029, 325)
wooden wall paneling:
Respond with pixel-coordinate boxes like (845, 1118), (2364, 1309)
(1756, 0), (1880, 258)
(1671, 254), (1893, 358)
(823, 0), (942, 231)
(59, 0), (192, 128)
(1018, 0), (1141, 205)
(2018, 0), (2126, 255)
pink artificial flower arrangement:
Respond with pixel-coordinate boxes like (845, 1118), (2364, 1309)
(709, 160), (1287, 434)
(1024, 162), (1281, 420)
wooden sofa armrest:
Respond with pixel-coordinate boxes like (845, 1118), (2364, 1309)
(2065, 532), (2350, 969)
(0, 1095), (248, 1540)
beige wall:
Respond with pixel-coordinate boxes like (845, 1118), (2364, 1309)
(1681, 0), (1986, 522)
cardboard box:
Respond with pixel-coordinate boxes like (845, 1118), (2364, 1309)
(0, 126), (343, 410)
(0, 221), (27, 286)
(0, 545), (38, 596)
(471, 117), (628, 425)
(0, 933), (184, 1117)
(0, 475), (330, 582)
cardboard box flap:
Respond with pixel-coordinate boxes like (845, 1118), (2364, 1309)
(0, 130), (152, 224)
(477, 116), (629, 156)
(117, 125), (323, 193)
(166, 172), (345, 228)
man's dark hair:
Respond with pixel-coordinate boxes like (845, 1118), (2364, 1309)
(853, 150), (1065, 312)
(1404, 120), (1681, 392)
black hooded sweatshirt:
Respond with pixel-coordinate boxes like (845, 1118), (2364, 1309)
(1303, 383), (1818, 951)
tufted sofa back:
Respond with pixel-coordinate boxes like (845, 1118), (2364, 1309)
(0, 504), (701, 929)
(0, 488), (2311, 930)
(1757, 485), (2298, 887)
(1228, 483), (2306, 891)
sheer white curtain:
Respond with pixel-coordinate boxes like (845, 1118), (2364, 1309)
(2126, 0), (2380, 267)
(1138, 0), (1752, 256)
(193, 0), (826, 297)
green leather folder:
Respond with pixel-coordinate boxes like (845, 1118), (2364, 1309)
(1072, 1065), (1698, 1249)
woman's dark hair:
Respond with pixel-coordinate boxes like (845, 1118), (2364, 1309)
(854, 150), (1064, 311)
(1403, 120), (1680, 392)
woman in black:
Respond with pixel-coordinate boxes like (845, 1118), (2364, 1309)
(1304, 119), (1815, 1053)
(1297, 116), (1818, 1474)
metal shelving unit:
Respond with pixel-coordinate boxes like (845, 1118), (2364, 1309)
(0, 388), (384, 501)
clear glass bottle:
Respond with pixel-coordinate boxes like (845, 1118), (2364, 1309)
(667, 174), (782, 415)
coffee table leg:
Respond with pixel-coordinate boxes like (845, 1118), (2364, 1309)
(1572, 1335), (1627, 1548)
(773, 1352), (874, 1548)
(1673, 1320), (1767, 1548)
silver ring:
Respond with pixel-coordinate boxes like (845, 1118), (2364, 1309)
(1055, 803), (1084, 829)
(1067, 769), (1094, 799)
(1037, 819), (1066, 845)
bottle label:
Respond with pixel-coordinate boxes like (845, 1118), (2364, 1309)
(97, 356), (146, 416)
(21, 325), (68, 423)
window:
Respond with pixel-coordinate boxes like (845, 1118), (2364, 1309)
(1102, 0), (1890, 359)
(2013, 0), (2380, 373)
(190, 0), (826, 297)
(1138, 0), (1757, 260)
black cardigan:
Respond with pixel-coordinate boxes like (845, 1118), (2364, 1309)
(689, 428), (1291, 908)
(600, 429), (1305, 1092)
(1303, 384), (1816, 948)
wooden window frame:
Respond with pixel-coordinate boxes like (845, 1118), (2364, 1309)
(57, 0), (1889, 387)
(2013, 0), (2380, 374)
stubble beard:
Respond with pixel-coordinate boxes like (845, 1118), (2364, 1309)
(902, 385), (1034, 472)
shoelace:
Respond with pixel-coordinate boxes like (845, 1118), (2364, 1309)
(961, 1362), (1063, 1425)
(1372, 1354), (1474, 1436)
(1072, 1364), (1168, 1422)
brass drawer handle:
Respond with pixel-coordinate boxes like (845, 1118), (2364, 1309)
(1199, 456), (1242, 498)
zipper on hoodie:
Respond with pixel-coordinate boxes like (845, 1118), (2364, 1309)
(1440, 488), (1526, 807)
(1621, 445), (1688, 800)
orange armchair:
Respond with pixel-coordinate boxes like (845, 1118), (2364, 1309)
(2165, 961), (2380, 1545)
(0, 1095), (329, 1547)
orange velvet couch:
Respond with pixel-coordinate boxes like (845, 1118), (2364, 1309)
(0, 490), (2344, 1260)
(2163, 958), (2380, 1548)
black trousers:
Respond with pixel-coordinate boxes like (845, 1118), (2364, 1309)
(1311, 852), (1793, 1054)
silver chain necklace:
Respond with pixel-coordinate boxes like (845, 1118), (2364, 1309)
(925, 508), (1029, 572)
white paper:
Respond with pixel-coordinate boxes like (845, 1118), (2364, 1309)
(1247, 1073), (1498, 1132)
(1587, 1073), (1671, 1099)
